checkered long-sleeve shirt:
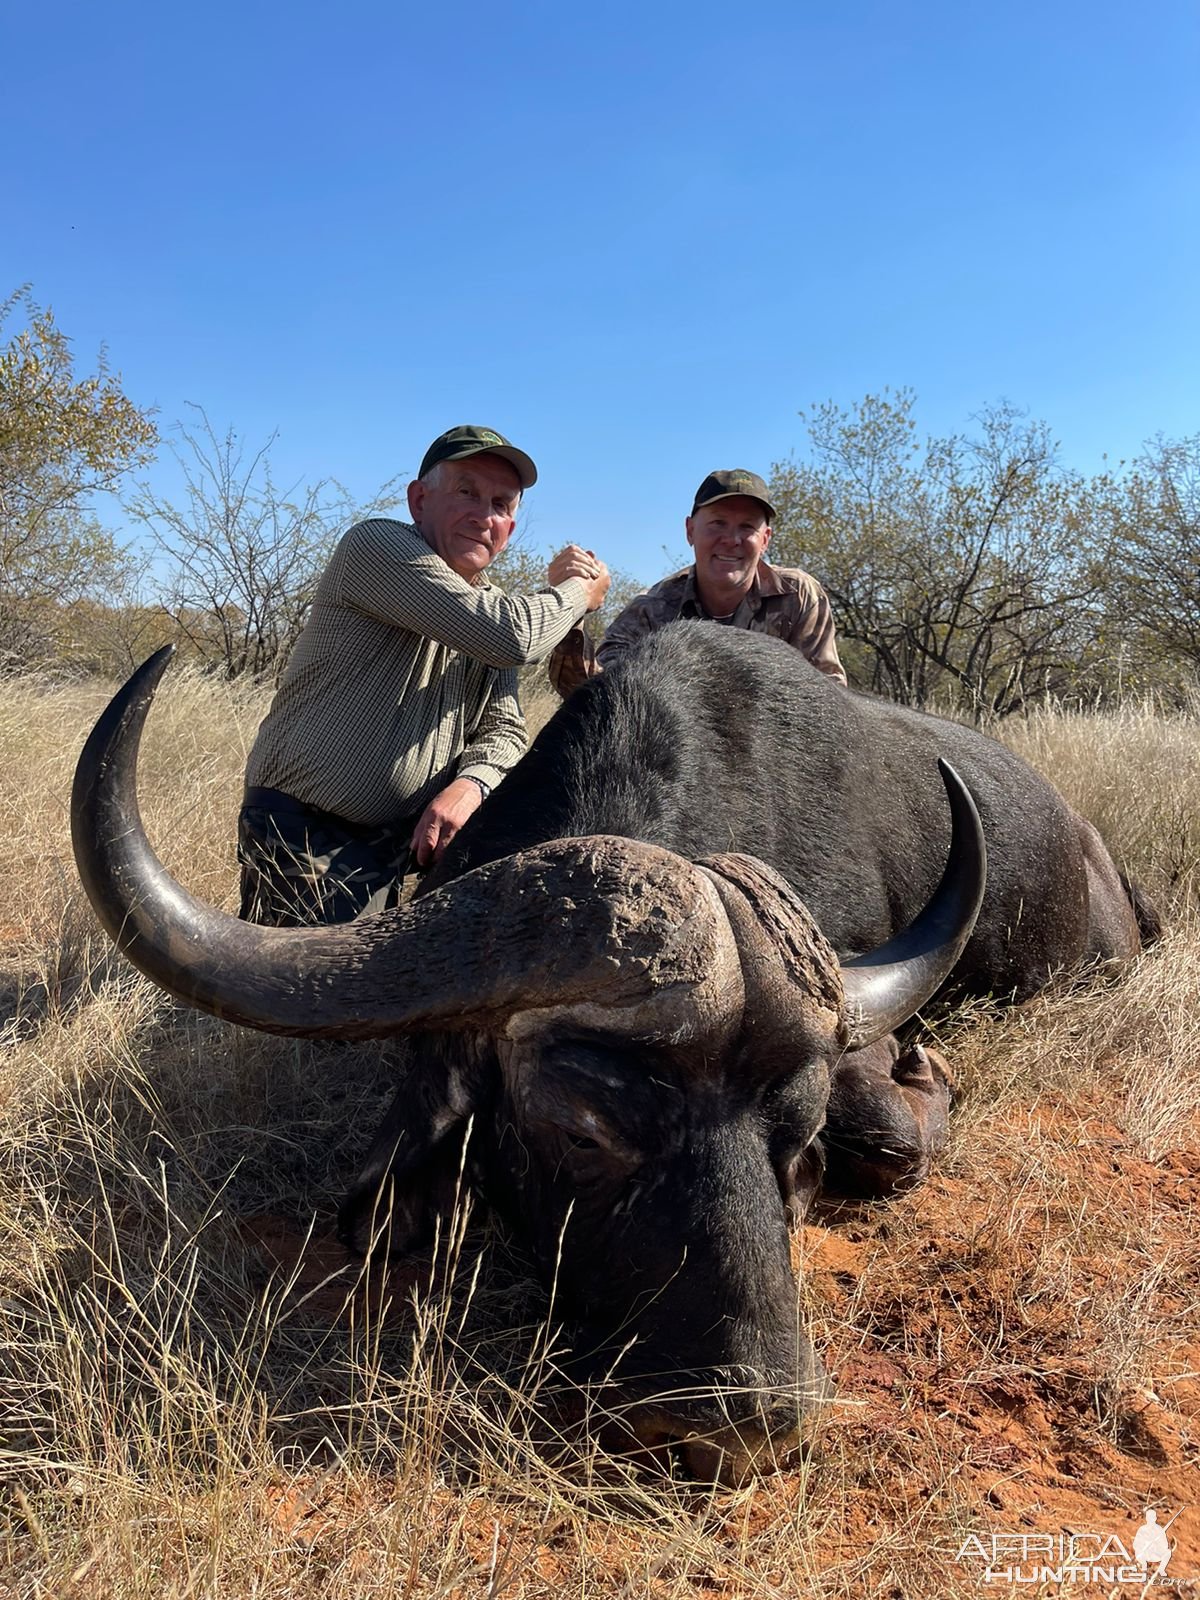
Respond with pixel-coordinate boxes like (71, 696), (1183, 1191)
(245, 518), (590, 827)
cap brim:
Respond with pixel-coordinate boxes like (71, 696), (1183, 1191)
(444, 442), (538, 490)
(693, 489), (776, 522)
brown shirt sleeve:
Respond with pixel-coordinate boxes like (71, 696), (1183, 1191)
(596, 600), (654, 663)
(789, 576), (847, 684)
(546, 586), (668, 697)
(547, 625), (600, 698)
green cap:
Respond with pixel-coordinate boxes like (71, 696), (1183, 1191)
(418, 425), (538, 489)
(692, 468), (776, 522)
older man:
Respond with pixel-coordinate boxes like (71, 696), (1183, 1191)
(549, 468), (845, 695)
(239, 424), (610, 925)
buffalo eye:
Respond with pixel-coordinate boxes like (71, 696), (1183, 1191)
(533, 1116), (640, 1184)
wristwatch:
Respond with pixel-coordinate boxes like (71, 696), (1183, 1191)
(462, 775), (491, 800)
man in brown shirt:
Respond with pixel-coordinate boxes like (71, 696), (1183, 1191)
(549, 469), (846, 696)
(240, 424), (610, 925)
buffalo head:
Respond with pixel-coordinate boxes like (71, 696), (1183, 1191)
(71, 647), (985, 1482)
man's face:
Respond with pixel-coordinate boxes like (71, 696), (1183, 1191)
(408, 453), (522, 580)
(686, 496), (772, 604)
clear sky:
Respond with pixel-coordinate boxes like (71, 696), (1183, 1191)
(6, 0), (1198, 585)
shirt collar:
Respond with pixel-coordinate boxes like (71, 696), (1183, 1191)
(680, 556), (782, 617)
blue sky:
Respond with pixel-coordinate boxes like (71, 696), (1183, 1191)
(6, 0), (1198, 585)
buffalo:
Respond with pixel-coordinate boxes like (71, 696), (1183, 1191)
(71, 626), (1153, 1482)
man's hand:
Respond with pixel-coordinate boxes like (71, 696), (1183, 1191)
(547, 543), (597, 584)
(548, 544), (611, 612)
(410, 777), (485, 868)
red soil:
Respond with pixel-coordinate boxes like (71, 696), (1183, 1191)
(247, 1085), (1200, 1597)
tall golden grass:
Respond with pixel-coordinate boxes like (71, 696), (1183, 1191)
(1, 669), (1197, 1598)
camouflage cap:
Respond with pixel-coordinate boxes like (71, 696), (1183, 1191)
(418, 425), (538, 489)
(692, 468), (776, 522)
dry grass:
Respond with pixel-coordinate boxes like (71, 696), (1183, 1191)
(0, 670), (1197, 1598)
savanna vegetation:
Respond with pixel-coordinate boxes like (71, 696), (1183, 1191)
(1, 289), (1198, 1594)
(1, 675), (1198, 1595)
(3, 288), (1198, 713)
(769, 389), (1200, 714)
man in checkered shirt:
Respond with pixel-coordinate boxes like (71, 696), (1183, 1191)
(239, 425), (610, 926)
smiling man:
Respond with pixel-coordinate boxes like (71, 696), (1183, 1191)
(549, 468), (845, 696)
(239, 424), (610, 925)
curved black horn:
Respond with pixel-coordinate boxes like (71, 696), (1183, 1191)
(71, 650), (737, 1039)
(72, 643), (187, 962)
(838, 760), (986, 1048)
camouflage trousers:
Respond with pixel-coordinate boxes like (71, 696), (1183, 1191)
(237, 787), (419, 927)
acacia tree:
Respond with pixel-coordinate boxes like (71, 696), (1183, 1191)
(0, 287), (156, 666)
(1111, 432), (1200, 680)
(769, 391), (1115, 712)
(127, 407), (400, 681)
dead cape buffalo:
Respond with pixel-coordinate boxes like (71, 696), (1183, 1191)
(71, 626), (1152, 1483)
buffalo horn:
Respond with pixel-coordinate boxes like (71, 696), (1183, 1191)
(70, 648), (739, 1039)
(838, 760), (986, 1048)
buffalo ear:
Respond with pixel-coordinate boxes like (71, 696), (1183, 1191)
(337, 1036), (493, 1259)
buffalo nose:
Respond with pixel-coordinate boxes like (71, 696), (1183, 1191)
(627, 1361), (833, 1484)
(677, 1418), (804, 1486)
